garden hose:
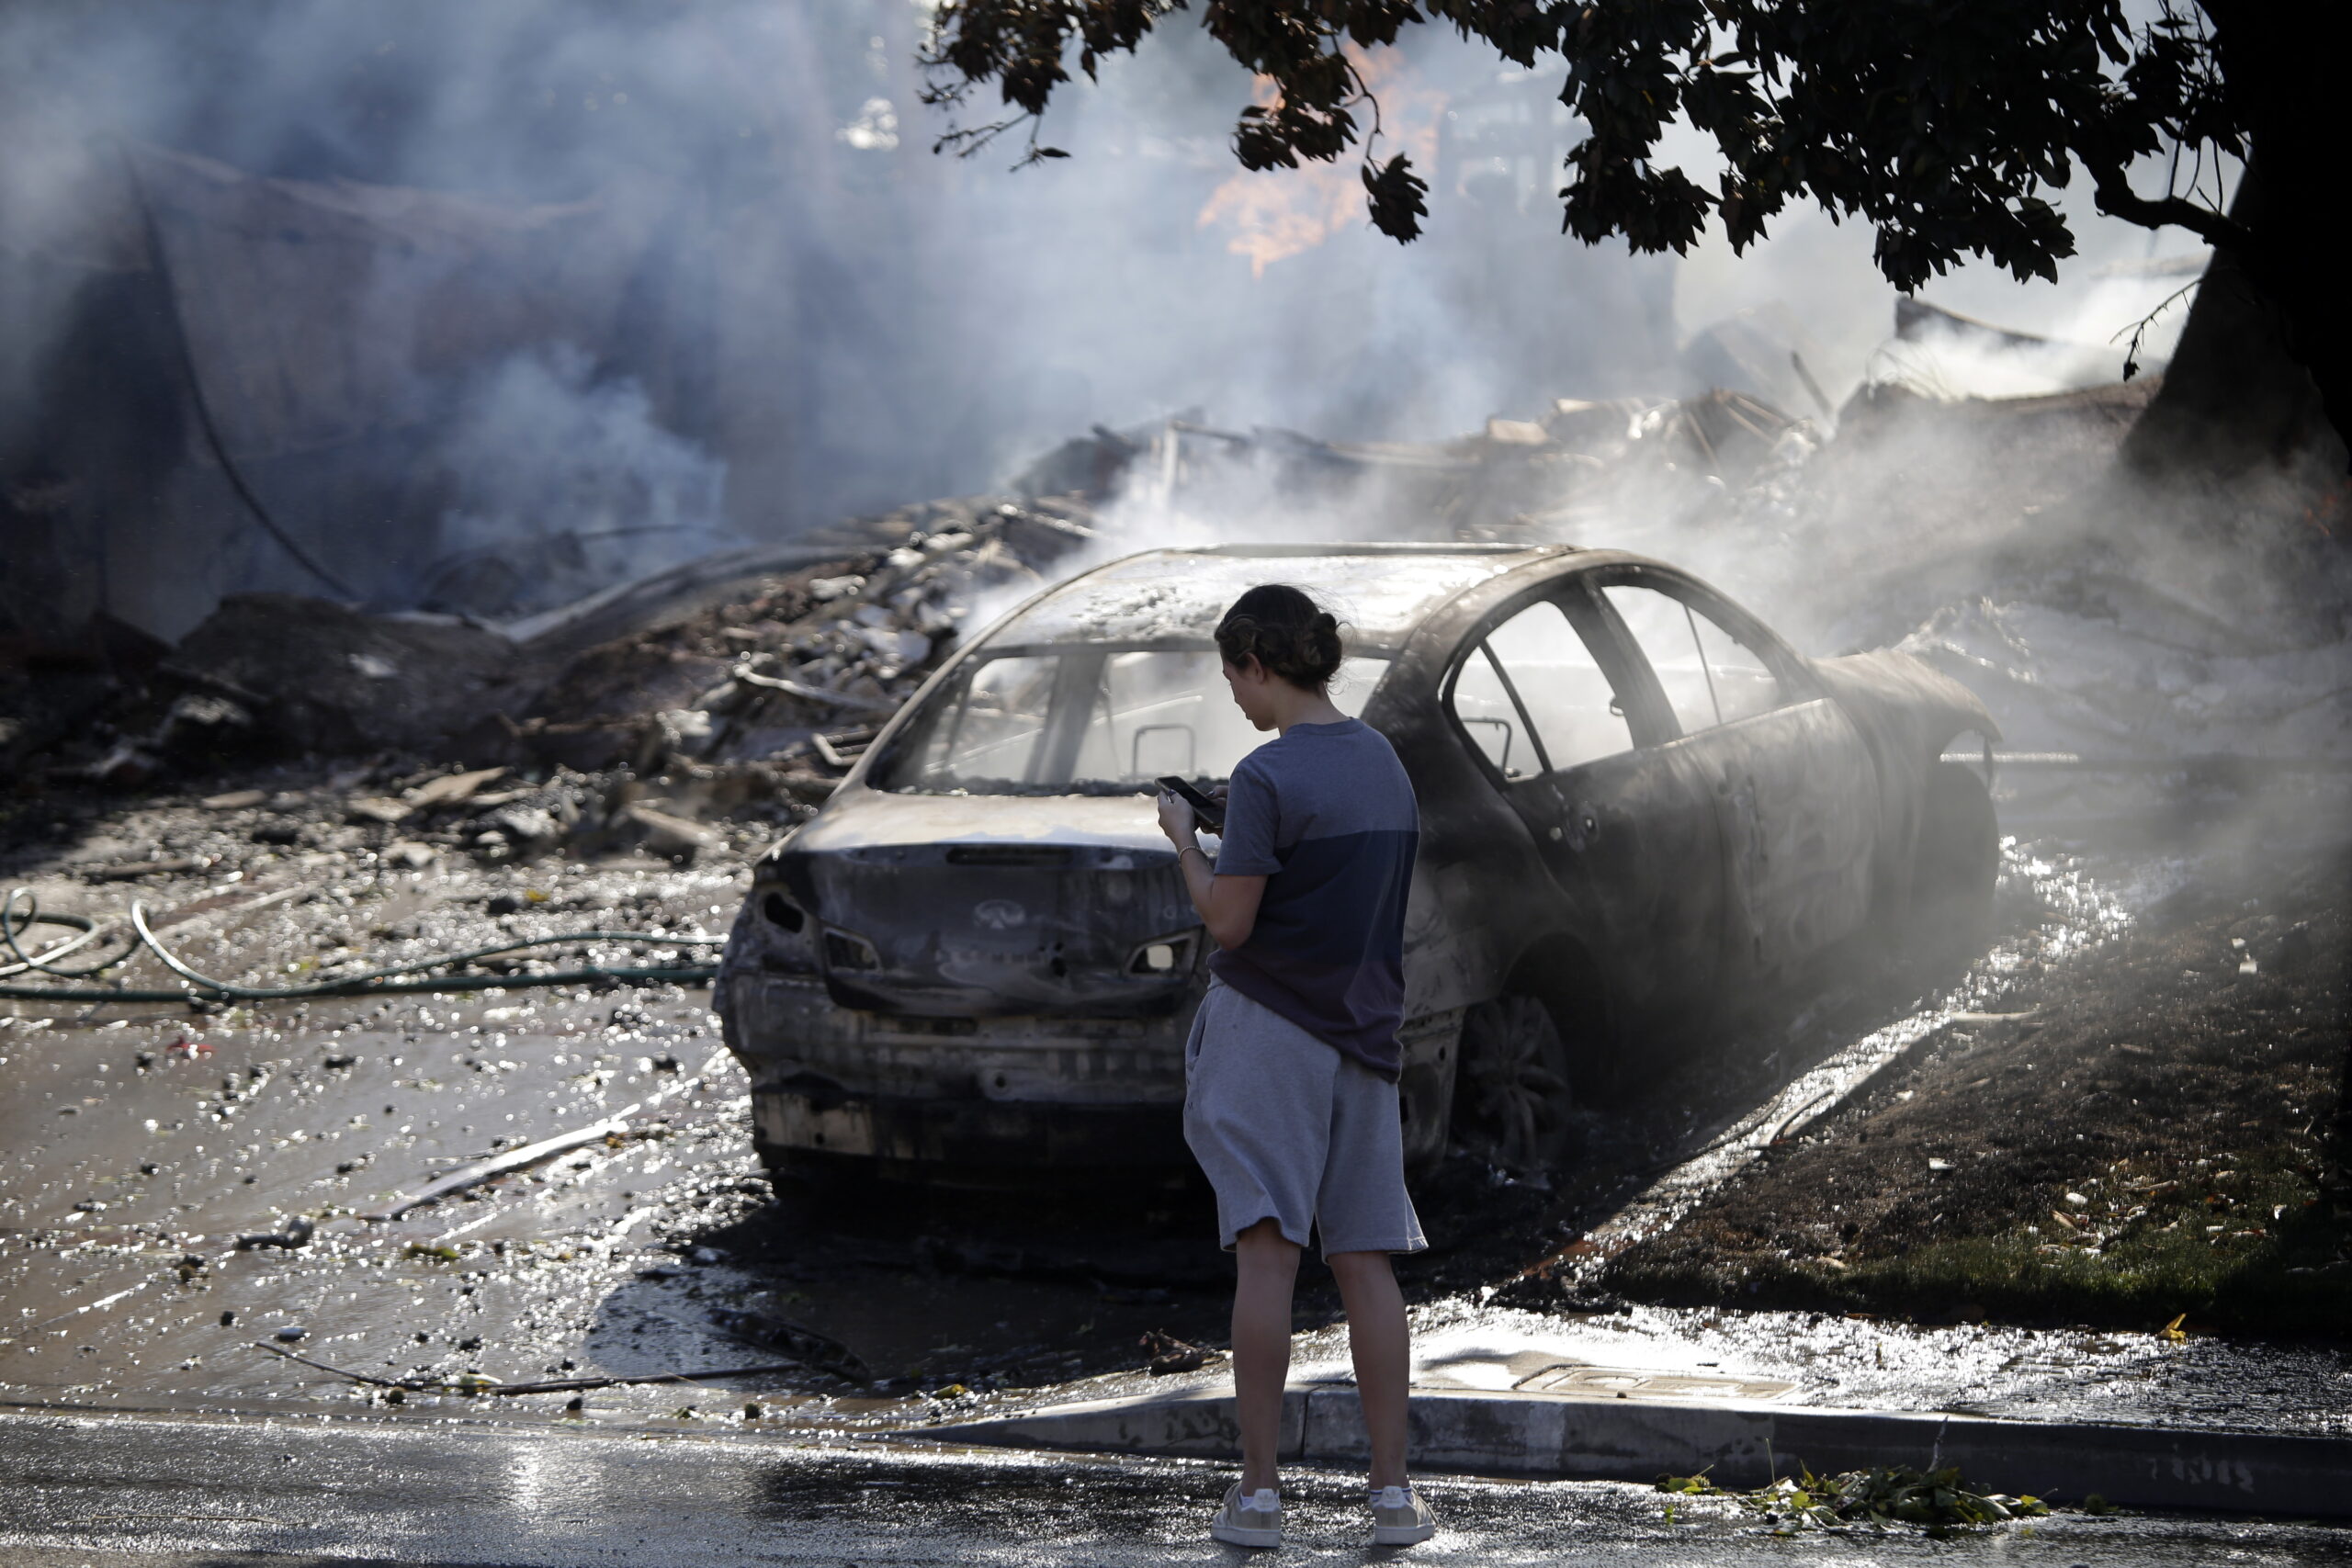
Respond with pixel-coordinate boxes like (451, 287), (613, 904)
(0, 886), (721, 1005)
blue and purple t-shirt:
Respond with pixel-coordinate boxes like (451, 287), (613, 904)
(1206, 717), (1419, 1078)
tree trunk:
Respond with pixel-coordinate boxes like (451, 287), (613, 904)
(2120, 168), (2346, 479)
(2125, 4), (2352, 479)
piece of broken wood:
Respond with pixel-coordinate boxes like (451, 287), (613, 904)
(1138, 1329), (1224, 1376)
(404, 766), (509, 811)
(620, 802), (721, 860)
(89, 859), (204, 881)
(200, 789), (268, 810)
(234, 1216), (314, 1250)
(362, 1104), (640, 1222)
(730, 669), (899, 714)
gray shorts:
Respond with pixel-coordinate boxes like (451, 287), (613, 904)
(1182, 980), (1427, 1258)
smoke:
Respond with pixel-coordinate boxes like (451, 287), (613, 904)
(0, 0), (1685, 626)
(423, 346), (732, 618)
(0, 1), (2210, 510)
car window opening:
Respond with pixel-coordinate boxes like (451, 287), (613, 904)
(876, 647), (1389, 795)
(1481, 641), (1551, 777)
(1449, 597), (1634, 778)
(1600, 583), (1786, 735)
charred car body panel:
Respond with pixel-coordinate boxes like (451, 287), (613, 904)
(717, 544), (1998, 1177)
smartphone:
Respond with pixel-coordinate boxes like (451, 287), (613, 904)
(1156, 775), (1224, 831)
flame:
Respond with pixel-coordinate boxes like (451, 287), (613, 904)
(1196, 46), (1445, 278)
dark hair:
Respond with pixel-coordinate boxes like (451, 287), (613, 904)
(1215, 583), (1343, 691)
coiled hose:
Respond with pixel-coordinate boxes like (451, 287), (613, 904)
(0, 886), (719, 1004)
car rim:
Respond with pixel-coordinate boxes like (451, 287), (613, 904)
(1461, 994), (1568, 1174)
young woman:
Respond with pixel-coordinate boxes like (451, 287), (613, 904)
(1155, 583), (1436, 1550)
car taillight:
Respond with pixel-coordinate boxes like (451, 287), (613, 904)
(822, 928), (880, 971)
(1125, 931), (1197, 976)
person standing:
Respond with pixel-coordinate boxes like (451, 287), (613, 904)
(1156, 582), (1436, 1549)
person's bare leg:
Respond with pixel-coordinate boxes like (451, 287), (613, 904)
(1329, 1249), (1410, 1491)
(1231, 1219), (1302, 1494)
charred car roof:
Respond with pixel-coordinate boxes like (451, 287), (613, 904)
(981, 543), (1576, 655)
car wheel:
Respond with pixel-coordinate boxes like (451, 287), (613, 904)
(1453, 993), (1573, 1175)
(1917, 760), (1997, 901)
(1907, 760), (1997, 953)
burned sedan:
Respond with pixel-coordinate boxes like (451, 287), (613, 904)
(716, 544), (1999, 1179)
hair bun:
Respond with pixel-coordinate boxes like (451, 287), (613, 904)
(1215, 584), (1346, 691)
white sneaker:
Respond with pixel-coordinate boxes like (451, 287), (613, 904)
(1209, 1482), (1283, 1549)
(1370, 1483), (1437, 1545)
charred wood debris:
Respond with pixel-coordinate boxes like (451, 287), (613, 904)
(0, 495), (1097, 886)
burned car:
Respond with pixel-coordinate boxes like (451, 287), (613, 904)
(716, 544), (1999, 1179)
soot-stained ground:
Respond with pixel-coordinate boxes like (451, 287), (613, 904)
(1601, 840), (2351, 1333)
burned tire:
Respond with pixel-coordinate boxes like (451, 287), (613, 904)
(1452, 993), (1574, 1175)
(1918, 760), (1997, 897)
(1910, 760), (1997, 947)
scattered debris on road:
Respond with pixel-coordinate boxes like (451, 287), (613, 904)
(1139, 1330), (1224, 1376)
(1657, 1463), (2051, 1534)
(366, 1107), (640, 1222)
(251, 1338), (815, 1398)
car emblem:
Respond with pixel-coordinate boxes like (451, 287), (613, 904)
(973, 898), (1027, 931)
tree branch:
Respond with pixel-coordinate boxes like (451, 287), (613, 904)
(2088, 166), (2252, 251)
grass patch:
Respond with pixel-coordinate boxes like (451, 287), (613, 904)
(1832, 1151), (2346, 1332)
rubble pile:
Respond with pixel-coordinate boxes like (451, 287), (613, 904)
(1049, 395), (1808, 548)
(521, 494), (1097, 773)
(0, 495), (1096, 883)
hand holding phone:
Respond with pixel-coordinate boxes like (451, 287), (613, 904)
(1156, 775), (1224, 832)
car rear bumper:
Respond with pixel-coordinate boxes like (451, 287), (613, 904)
(721, 970), (1193, 1168)
(751, 1088), (1189, 1168)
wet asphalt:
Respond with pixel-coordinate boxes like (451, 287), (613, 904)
(6, 1408), (2351, 1566)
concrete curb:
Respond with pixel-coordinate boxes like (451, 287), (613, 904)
(918, 1385), (2352, 1517)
